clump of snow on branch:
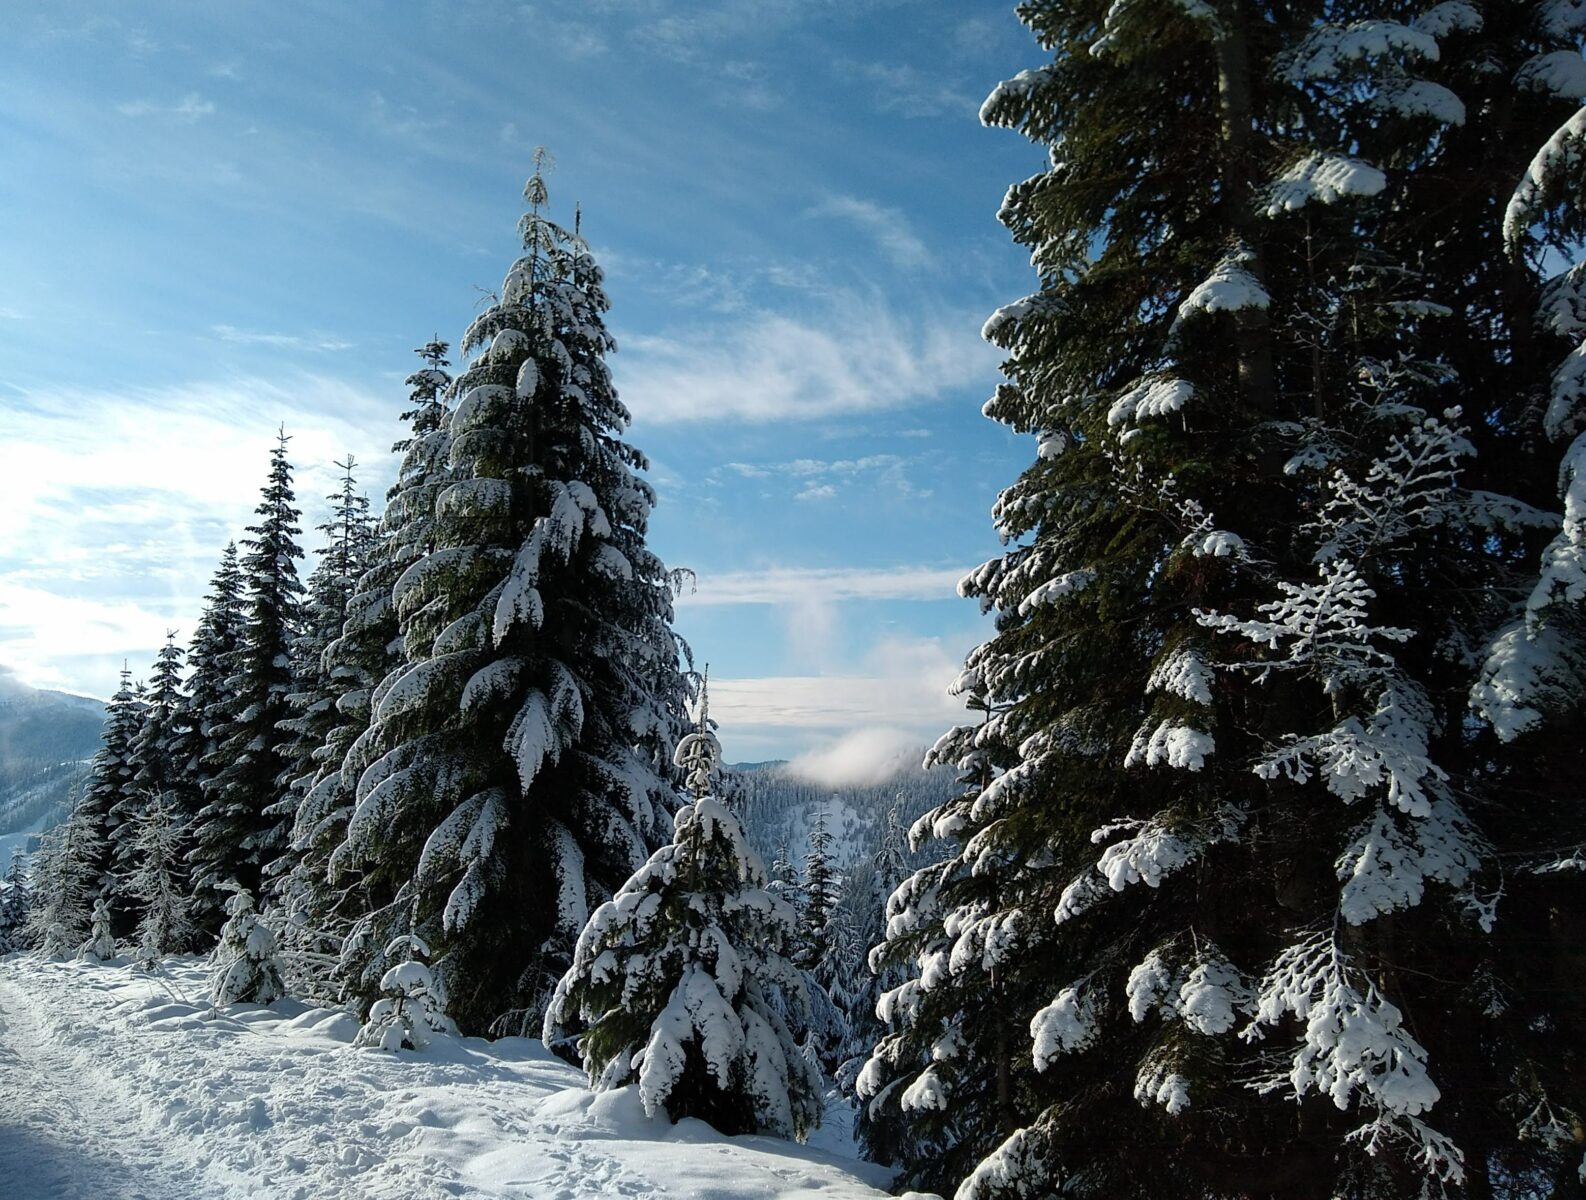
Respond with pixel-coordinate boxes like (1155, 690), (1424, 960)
(1264, 154), (1387, 216)
(1089, 0), (1220, 58)
(1107, 376), (1194, 428)
(1517, 50), (1586, 99)
(1147, 647), (1214, 705)
(1283, 21), (1441, 83)
(1018, 569), (1096, 616)
(1243, 935), (1463, 1185)
(1124, 719), (1215, 772)
(1506, 108), (1586, 250)
(1175, 255), (1271, 322)
(1031, 982), (1099, 1067)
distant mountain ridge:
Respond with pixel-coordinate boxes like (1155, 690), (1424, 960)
(726, 755), (959, 876)
(0, 670), (105, 845)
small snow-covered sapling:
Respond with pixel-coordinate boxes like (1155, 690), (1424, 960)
(78, 898), (116, 961)
(354, 934), (456, 1051)
(209, 889), (287, 1007)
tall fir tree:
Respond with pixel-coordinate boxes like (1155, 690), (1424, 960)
(190, 432), (304, 913)
(330, 159), (692, 1033)
(798, 808), (837, 967)
(184, 544), (247, 810)
(111, 633), (194, 927)
(24, 809), (101, 958)
(267, 455), (376, 917)
(861, 5), (1571, 1199)
(286, 345), (455, 988)
(128, 795), (197, 963)
(76, 665), (144, 918)
(0, 849), (31, 953)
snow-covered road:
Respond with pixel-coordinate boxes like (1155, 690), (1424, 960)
(0, 956), (901, 1200)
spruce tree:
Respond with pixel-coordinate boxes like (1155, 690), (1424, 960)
(185, 544), (246, 808)
(23, 810), (100, 957)
(354, 934), (457, 1051)
(129, 795), (196, 963)
(330, 160), (691, 1032)
(190, 433), (304, 911)
(111, 634), (193, 928)
(0, 850), (30, 953)
(544, 703), (822, 1139)
(287, 345), (456, 978)
(267, 455), (375, 917)
(77, 666), (144, 910)
(861, 6), (1566, 1199)
(798, 809), (837, 966)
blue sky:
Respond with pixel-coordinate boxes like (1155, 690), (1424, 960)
(0, 1), (1045, 767)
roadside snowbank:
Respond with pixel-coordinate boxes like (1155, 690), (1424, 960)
(0, 954), (900, 1200)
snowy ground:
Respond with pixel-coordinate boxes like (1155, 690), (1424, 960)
(0, 954), (903, 1200)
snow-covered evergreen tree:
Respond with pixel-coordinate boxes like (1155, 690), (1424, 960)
(76, 665), (144, 908)
(545, 701), (821, 1139)
(128, 795), (196, 963)
(110, 633), (192, 928)
(23, 811), (99, 957)
(354, 934), (457, 1051)
(130, 633), (195, 812)
(284, 348), (455, 988)
(185, 544), (246, 801)
(860, 6), (1573, 1198)
(267, 455), (375, 914)
(798, 809), (837, 967)
(190, 432), (304, 911)
(767, 837), (798, 907)
(330, 161), (691, 1032)
(209, 889), (287, 1007)
(78, 898), (116, 961)
(0, 849), (31, 953)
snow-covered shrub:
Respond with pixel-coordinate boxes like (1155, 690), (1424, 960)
(209, 890), (286, 1007)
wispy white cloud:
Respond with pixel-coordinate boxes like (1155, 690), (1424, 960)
(724, 453), (903, 480)
(709, 633), (974, 762)
(848, 61), (976, 119)
(0, 307), (26, 321)
(0, 581), (181, 696)
(806, 193), (931, 270)
(116, 93), (216, 121)
(723, 452), (926, 500)
(616, 298), (996, 423)
(678, 564), (969, 606)
(0, 374), (398, 695)
(211, 324), (355, 352)
(367, 91), (446, 142)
